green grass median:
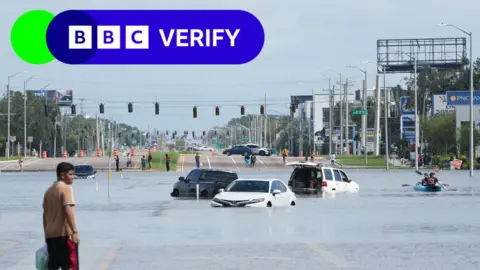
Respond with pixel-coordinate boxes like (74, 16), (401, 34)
(150, 152), (179, 171)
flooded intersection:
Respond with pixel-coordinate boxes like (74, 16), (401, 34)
(1, 170), (480, 269)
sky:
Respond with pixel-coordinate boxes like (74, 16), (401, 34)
(1, 0), (478, 133)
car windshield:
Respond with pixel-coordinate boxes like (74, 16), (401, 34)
(74, 165), (93, 173)
(226, 180), (269, 193)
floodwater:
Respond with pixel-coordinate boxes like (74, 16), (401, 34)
(1, 169), (480, 269)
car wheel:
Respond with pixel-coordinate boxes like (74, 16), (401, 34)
(266, 202), (272, 207)
(226, 152), (231, 156)
(290, 201), (296, 206)
(259, 151), (265, 156)
(171, 189), (179, 197)
(244, 152), (249, 156)
(200, 190), (208, 198)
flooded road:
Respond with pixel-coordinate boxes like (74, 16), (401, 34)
(1, 169), (479, 269)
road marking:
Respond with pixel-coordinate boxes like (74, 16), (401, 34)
(256, 157), (267, 169)
(98, 243), (121, 270)
(229, 156), (239, 171)
(206, 156), (211, 168)
(306, 243), (350, 268)
(173, 255), (292, 261)
(0, 242), (20, 257)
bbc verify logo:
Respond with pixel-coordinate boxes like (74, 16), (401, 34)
(11, 9), (264, 65)
(69, 25), (240, 49)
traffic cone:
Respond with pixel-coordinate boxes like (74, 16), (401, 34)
(435, 165), (439, 172)
(211, 150), (214, 156)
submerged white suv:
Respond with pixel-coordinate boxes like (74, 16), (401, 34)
(244, 144), (271, 156)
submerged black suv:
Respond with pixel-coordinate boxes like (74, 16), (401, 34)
(171, 169), (238, 198)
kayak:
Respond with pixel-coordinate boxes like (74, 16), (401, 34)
(413, 184), (443, 192)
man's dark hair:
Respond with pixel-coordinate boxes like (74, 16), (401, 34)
(56, 162), (74, 179)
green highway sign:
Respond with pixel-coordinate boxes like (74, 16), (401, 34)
(352, 110), (367, 115)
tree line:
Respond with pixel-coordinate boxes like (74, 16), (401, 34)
(0, 90), (141, 157)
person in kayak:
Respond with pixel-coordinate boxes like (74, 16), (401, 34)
(425, 172), (445, 188)
(421, 173), (429, 186)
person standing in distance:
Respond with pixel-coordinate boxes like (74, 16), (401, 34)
(195, 153), (200, 168)
(43, 162), (79, 270)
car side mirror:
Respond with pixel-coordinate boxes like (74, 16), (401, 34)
(272, 189), (281, 195)
(94, 171), (97, 174)
(178, 176), (185, 181)
(346, 179), (352, 182)
(218, 188), (224, 193)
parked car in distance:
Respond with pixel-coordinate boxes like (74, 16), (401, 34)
(211, 179), (296, 207)
(244, 144), (271, 156)
(171, 169), (238, 198)
(286, 162), (359, 194)
(74, 164), (97, 179)
(222, 146), (253, 156)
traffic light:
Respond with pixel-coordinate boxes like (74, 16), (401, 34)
(202, 130), (206, 136)
(184, 131), (188, 135)
(226, 130), (230, 136)
(44, 104), (48, 116)
(192, 131), (195, 138)
(128, 102), (133, 113)
(215, 106), (220, 116)
(290, 104), (296, 114)
(260, 105), (265, 115)
(99, 103), (104, 114)
(131, 133), (134, 138)
(71, 104), (76, 115)
(240, 106), (245, 115)
(155, 102), (159, 115)
(214, 131), (217, 136)
(146, 132), (149, 138)
(193, 106), (197, 118)
(166, 131), (169, 135)
(242, 129), (246, 136)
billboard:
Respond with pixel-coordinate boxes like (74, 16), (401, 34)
(446, 91), (480, 105)
(431, 94), (455, 116)
(400, 115), (415, 143)
(27, 90), (73, 106)
(400, 96), (414, 115)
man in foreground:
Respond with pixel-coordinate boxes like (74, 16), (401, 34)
(43, 162), (79, 270)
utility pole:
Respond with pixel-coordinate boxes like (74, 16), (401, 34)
(329, 81), (333, 156)
(337, 74), (343, 154)
(344, 78), (349, 155)
(374, 74), (381, 156)
(312, 88), (316, 155)
(264, 94), (267, 147)
(96, 115), (100, 150)
(6, 82), (11, 158)
(382, 66), (389, 170)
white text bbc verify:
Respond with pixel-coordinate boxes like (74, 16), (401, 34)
(68, 25), (241, 49)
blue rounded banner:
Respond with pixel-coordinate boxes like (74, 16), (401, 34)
(46, 10), (265, 65)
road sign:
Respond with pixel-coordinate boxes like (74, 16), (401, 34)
(27, 136), (33, 143)
(352, 110), (367, 115)
(240, 137), (248, 141)
(10, 136), (16, 142)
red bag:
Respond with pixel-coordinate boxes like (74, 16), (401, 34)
(67, 239), (79, 270)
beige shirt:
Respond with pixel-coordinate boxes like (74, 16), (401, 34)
(43, 181), (75, 238)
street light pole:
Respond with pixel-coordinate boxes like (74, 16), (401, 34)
(414, 56), (419, 171)
(383, 66), (389, 170)
(438, 23), (474, 177)
(6, 71), (26, 158)
(23, 76), (35, 157)
(346, 65), (368, 164)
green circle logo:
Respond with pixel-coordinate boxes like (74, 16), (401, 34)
(10, 10), (56, 65)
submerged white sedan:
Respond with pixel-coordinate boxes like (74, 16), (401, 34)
(211, 179), (297, 208)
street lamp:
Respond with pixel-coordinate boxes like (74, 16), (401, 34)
(346, 65), (368, 165)
(326, 70), (344, 155)
(400, 52), (420, 171)
(438, 22), (474, 177)
(23, 75), (35, 157)
(363, 61), (389, 170)
(6, 71), (28, 158)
